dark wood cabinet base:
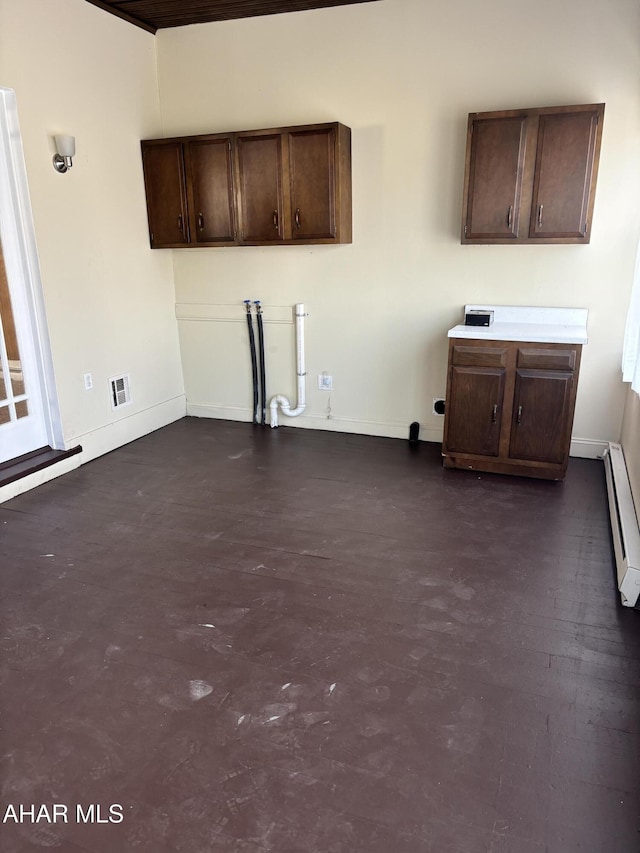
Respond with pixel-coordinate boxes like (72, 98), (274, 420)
(442, 452), (566, 481)
(442, 338), (582, 481)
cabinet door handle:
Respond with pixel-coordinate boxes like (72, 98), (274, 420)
(516, 405), (523, 425)
(537, 205), (543, 228)
(507, 205), (513, 229)
(492, 404), (498, 423)
(177, 213), (184, 232)
(197, 213), (204, 231)
(295, 208), (301, 229)
(272, 209), (279, 231)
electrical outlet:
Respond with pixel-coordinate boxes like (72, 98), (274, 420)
(432, 398), (445, 416)
(84, 372), (93, 391)
(318, 372), (333, 391)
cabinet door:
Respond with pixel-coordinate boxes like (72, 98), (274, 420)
(289, 127), (336, 240)
(509, 369), (574, 464)
(529, 110), (600, 239)
(236, 133), (284, 243)
(141, 142), (189, 247)
(462, 116), (527, 241)
(185, 138), (236, 245)
(445, 366), (505, 456)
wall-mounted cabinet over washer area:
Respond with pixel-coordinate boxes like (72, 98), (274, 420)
(141, 122), (352, 248)
(461, 103), (605, 245)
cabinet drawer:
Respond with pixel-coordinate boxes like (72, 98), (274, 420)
(517, 347), (577, 371)
(452, 345), (508, 368)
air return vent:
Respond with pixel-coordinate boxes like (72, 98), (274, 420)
(109, 374), (131, 410)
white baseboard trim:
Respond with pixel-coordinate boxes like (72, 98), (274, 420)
(71, 395), (187, 463)
(186, 402), (444, 442)
(2, 402), (611, 506)
(187, 405), (611, 455)
(0, 395), (186, 504)
(569, 438), (609, 459)
(187, 403), (252, 423)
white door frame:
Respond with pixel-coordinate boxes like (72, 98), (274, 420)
(0, 86), (64, 457)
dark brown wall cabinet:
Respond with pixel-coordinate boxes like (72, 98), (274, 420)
(461, 103), (604, 244)
(141, 122), (351, 248)
(442, 339), (582, 480)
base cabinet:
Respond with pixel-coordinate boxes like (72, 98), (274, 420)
(446, 364), (506, 457)
(442, 339), (582, 480)
(508, 368), (574, 464)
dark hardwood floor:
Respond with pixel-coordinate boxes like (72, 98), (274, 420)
(0, 417), (638, 852)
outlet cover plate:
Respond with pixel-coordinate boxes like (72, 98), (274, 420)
(318, 373), (333, 391)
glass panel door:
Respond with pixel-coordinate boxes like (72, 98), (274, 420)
(0, 87), (57, 464)
(0, 237), (49, 464)
(0, 242), (30, 429)
(0, 87), (61, 467)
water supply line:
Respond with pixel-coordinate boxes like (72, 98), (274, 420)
(244, 299), (259, 424)
(255, 300), (267, 425)
(269, 303), (306, 428)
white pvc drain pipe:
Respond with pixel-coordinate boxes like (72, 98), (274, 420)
(269, 303), (306, 428)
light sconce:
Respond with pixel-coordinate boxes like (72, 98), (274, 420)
(52, 134), (76, 173)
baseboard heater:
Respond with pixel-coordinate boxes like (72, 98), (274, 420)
(603, 442), (640, 608)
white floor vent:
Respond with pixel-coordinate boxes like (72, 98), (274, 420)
(603, 442), (640, 608)
(109, 373), (131, 410)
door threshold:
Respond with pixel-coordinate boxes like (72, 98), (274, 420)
(0, 445), (82, 487)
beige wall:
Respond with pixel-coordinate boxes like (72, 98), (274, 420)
(0, 0), (185, 464)
(157, 0), (640, 450)
(1, 0), (637, 480)
(621, 387), (640, 515)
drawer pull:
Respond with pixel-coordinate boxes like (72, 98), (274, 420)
(492, 404), (498, 423)
(272, 209), (279, 231)
(507, 205), (513, 229)
(537, 205), (543, 228)
(197, 213), (204, 231)
(516, 405), (523, 425)
(295, 208), (301, 229)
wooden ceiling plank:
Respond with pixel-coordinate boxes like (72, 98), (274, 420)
(85, 0), (377, 31)
(151, 0), (374, 27)
(129, 0), (290, 19)
(84, 0), (157, 32)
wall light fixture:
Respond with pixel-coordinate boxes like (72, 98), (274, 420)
(52, 134), (75, 173)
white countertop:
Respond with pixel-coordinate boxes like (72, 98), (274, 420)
(448, 305), (589, 345)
